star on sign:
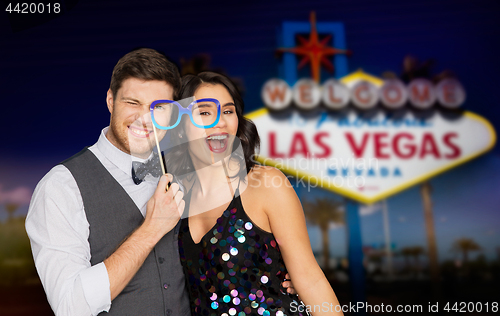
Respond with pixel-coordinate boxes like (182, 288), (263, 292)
(277, 11), (352, 83)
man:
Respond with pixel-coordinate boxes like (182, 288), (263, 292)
(26, 48), (189, 316)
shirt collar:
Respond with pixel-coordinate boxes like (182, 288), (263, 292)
(96, 127), (153, 177)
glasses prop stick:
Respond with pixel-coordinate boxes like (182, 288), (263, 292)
(151, 124), (170, 191)
(152, 124), (166, 175)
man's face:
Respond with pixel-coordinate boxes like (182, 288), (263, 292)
(106, 78), (173, 159)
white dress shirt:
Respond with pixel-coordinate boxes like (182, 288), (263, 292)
(26, 127), (160, 316)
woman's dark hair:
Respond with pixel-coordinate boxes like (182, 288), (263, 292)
(165, 72), (260, 177)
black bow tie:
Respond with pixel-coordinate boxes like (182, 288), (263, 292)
(131, 153), (163, 185)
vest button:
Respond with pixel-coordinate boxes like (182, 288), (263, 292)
(163, 283), (169, 289)
(166, 309), (172, 316)
(158, 257), (165, 264)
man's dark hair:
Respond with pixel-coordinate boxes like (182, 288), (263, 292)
(110, 48), (181, 99)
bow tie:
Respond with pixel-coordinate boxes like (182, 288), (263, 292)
(131, 153), (163, 185)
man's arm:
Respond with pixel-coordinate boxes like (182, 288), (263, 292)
(26, 168), (183, 315)
(26, 165), (110, 316)
(104, 174), (183, 300)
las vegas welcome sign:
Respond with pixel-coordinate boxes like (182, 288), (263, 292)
(246, 71), (496, 204)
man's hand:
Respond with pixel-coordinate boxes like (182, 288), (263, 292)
(142, 174), (184, 242)
(104, 173), (184, 300)
(282, 273), (298, 295)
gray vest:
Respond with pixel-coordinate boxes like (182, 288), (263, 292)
(62, 148), (191, 316)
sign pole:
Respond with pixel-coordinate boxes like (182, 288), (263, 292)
(345, 199), (366, 315)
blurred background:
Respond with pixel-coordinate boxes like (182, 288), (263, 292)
(1, 0), (500, 315)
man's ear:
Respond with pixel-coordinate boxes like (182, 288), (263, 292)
(106, 89), (114, 114)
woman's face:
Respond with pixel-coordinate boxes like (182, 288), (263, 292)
(184, 83), (239, 167)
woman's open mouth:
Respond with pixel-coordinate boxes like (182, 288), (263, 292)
(206, 133), (228, 153)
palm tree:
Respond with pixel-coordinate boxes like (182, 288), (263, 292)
(393, 57), (445, 286)
(303, 197), (344, 273)
(179, 54), (246, 97)
(400, 246), (425, 274)
(5, 203), (19, 222)
(398, 56), (453, 297)
(390, 56), (453, 298)
(420, 180), (440, 295)
(410, 246), (425, 269)
(400, 247), (414, 272)
(453, 238), (481, 265)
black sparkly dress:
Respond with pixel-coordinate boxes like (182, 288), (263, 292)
(178, 187), (307, 316)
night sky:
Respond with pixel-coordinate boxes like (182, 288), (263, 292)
(1, 0), (500, 261)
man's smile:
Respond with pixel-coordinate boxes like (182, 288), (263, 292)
(129, 125), (153, 138)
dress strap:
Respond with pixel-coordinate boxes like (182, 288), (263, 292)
(236, 176), (242, 195)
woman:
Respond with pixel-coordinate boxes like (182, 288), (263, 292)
(169, 72), (342, 316)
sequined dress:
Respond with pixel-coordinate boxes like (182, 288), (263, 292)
(178, 187), (307, 316)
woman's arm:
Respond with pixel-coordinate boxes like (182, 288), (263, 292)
(258, 167), (344, 315)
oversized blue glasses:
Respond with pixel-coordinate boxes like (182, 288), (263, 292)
(150, 98), (221, 130)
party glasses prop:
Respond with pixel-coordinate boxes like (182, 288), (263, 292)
(150, 98), (221, 130)
(149, 97), (222, 180)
